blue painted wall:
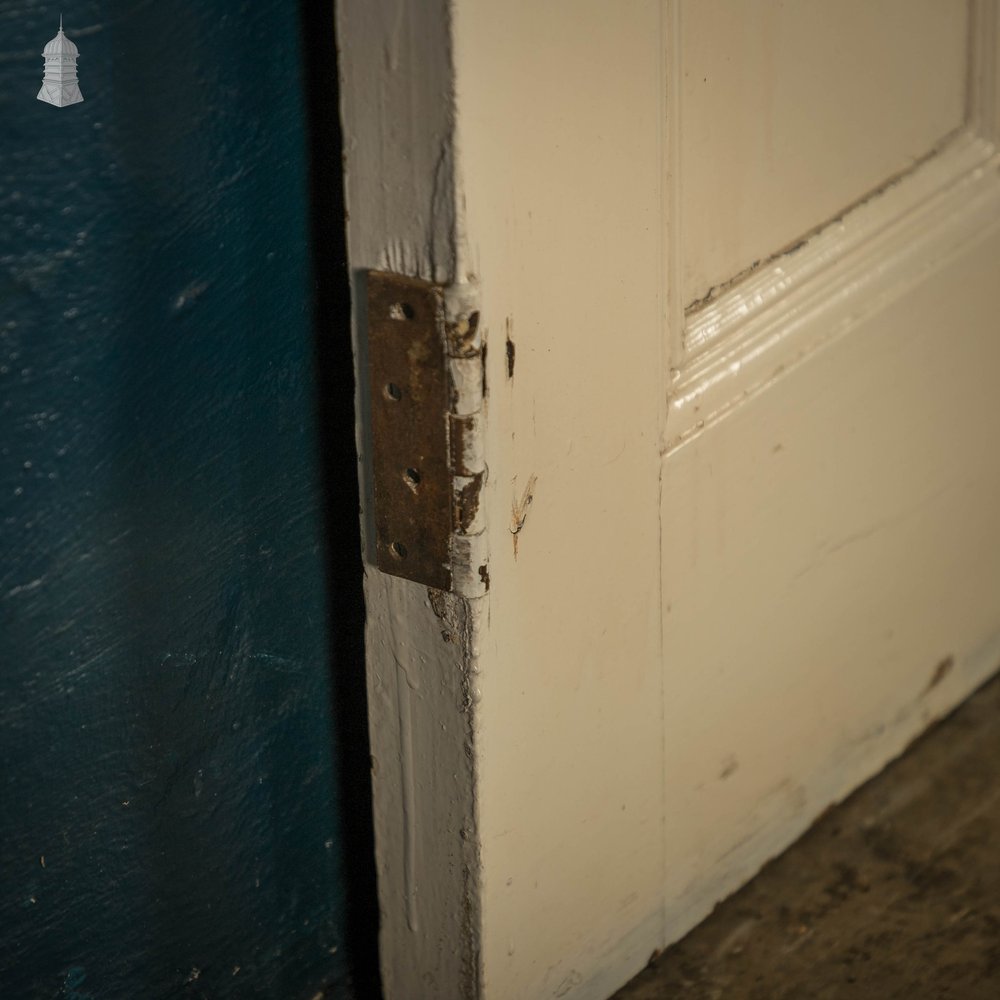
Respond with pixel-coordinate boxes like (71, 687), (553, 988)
(0, 3), (371, 997)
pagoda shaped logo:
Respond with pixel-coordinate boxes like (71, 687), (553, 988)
(38, 16), (83, 108)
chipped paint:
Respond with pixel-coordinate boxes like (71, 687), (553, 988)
(509, 474), (537, 559)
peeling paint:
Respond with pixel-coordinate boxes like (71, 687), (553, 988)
(449, 412), (485, 475)
(447, 309), (481, 358)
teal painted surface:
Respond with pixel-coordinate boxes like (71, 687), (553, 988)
(0, 2), (368, 997)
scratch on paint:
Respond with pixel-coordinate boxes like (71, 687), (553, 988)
(4, 577), (44, 599)
(554, 969), (583, 996)
(510, 474), (537, 559)
(172, 280), (210, 311)
(925, 655), (954, 694)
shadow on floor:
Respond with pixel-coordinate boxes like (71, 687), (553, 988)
(614, 672), (1000, 1000)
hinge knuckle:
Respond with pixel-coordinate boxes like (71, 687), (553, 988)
(367, 271), (487, 595)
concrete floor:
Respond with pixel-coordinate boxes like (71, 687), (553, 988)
(614, 672), (1000, 1000)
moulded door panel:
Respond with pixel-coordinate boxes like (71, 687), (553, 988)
(679, 0), (969, 306)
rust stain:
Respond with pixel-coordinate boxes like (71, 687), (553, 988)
(505, 317), (515, 379)
(453, 473), (484, 533)
(367, 271), (452, 590)
(448, 414), (474, 476)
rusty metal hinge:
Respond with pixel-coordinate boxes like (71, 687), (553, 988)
(366, 271), (487, 596)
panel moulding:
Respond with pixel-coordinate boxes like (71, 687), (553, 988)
(664, 0), (1000, 454)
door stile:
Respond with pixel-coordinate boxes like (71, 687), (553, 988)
(337, 3), (485, 996)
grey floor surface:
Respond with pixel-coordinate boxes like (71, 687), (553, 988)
(613, 672), (1000, 1000)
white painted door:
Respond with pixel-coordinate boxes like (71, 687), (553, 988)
(338, 3), (1000, 999)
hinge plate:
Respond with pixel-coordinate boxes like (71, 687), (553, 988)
(367, 271), (452, 590)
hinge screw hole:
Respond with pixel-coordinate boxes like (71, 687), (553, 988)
(389, 541), (408, 560)
(384, 382), (403, 401)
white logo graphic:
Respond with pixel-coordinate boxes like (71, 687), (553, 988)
(38, 16), (83, 108)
